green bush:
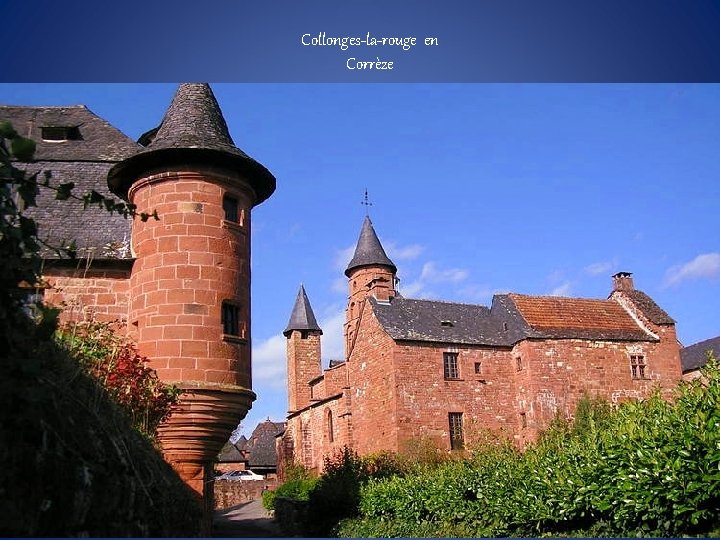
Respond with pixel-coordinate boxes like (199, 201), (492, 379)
(339, 361), (720, 537)
(263, 464), (317, 512)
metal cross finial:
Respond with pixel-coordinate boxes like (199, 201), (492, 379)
(361, 188), (373, 216)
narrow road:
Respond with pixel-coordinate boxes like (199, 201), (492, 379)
(213, 499), (284, 538)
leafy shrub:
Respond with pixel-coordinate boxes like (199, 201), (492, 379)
(340, 364), (720, 537)
(56, 320), (179, 439)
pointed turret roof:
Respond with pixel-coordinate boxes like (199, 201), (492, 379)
(283, 285), (322, 337)
(345, 216), (397, 277)
(108, 83), (275, 204)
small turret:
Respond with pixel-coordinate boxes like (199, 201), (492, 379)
(285, 285), (322, 412)
(284, 284), (323, 337)
(344, 217), (397, 357)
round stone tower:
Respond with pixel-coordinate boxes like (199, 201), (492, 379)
(107, 84), (275, 498)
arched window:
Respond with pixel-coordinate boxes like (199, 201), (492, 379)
(326, 409), (334, 443)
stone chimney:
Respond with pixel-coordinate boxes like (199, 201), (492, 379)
(612, 271), (634, 292)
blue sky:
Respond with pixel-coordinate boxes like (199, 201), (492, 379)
(1, 84), (718, 437)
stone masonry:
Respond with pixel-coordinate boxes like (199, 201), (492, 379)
(279, 217), (683, 472)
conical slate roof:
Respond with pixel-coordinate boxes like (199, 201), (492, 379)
(283, 285), (322, 337)
(345, 216), (397, 277)
(108, 83), (275, 204)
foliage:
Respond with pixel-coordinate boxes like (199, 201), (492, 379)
(304, 447), (369, 536)
(338, 362), (720, 537)
(263, 464), (317, 511)
(56, 320), (179, 439)
(0, 123), (197, 536)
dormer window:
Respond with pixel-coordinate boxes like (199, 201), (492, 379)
(41, 126), (81, 142)
(440, 320), (454, 328)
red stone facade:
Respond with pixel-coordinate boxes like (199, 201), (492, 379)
(43, 264), (131, 325)
(280, 225), (683, 474)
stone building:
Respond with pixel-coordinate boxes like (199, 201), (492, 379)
(681, 336), (720, 380)
(2, 84), (275, 509)
(279, 216), (684, 472)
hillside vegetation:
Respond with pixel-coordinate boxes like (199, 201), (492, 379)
(0, 122), (201, 536)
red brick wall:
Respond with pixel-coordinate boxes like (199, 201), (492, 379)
(127, 170), (252, 388)
(287, 330), (322, 411)
(44, 267), (131, 325)
(393, 342), (517, 451)
(346, 307), (401, 454)
(345, 266), (395, 358)
(284, 392), (349, 473)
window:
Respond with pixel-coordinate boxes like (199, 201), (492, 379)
(474, 362), (482, 375)
(221, 301), (244, 338)
(449, 412), (464, 450)
(630, 354), (647, 380)
(443, 352), (459, 379)
(520, 412), (527, 429)
(515, 356), (523, 371)
(223, 195), (239, 222)
(41, 126), (81, 141)
(326, 410), (334, 443)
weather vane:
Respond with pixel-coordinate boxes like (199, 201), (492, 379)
(361, 188), (373, 216)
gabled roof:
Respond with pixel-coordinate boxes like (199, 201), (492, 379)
(0, 105), (140, 161)
(217, 440), (245, 463)
(245, 420), (286, 468)
(507, 294), (654, 341)
(369, 291), (658, 346)
(681, 336), (720, 373)
(108, 83), (275, 204)
(620, 290), (675, 325)
(284, 285), (322, 337)
(370, 296), (514, 346)
(345, 217), (397, 277)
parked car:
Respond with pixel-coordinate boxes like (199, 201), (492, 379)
(216, 469), (264, 481)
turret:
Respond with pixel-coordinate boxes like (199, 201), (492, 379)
(344, 217), (396, 357)
(107, 84), (275, 501)
(284, 285), (322, 412)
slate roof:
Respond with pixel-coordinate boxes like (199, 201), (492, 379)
(0, 105), (139, 258)
(284, 285), (322, 337)
(0, 105), (140, 161)
(370, 296), (514, 346)
(681, 336), (720, 373)
(369, 291), (659, 346)
(245, 420), (286, 469)
(345, 216), (397, 277)
(217, 440), (245, 463)
(108, 83), (276, 204)
(508, 294), (655, 341)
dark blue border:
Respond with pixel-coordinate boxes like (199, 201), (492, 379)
(2, 0), (720, 81)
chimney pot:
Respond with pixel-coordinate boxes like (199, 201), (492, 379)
(612, 271), (634, 292)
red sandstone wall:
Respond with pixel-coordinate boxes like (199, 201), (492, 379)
(44, 267), (131, 325)
(393, 342), (517, 450)
(287, 331), (322, 411)
(323, 363), (348, 397)
(127, 171), (252, 388)
(514, 335), (683, 441)
(346, 307), (401, 454)
(345, 266), (395, 357)
(285, 393), (349, 472)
